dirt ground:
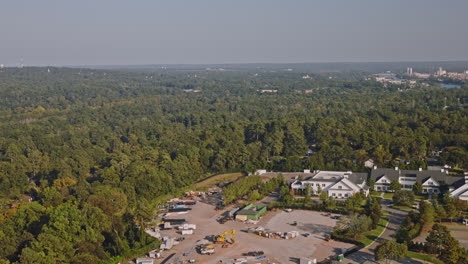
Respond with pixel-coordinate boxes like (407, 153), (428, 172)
(155, 202), (354, 264)
(413, 222), (468, 249)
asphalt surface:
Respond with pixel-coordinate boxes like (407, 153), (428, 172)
(342, 199), (429, 264)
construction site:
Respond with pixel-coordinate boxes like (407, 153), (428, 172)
(140, 191), (355, 264)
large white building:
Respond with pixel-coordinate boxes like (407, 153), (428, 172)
(290, 170), (368, 198)
(256, 168), (468, 201)
(450, 176), (468, 201)
(370, 167), (468, 200)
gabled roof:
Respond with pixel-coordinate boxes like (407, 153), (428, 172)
(421, 177), (440, 186)
(328, 178), (361, 192)
(328, 180), (353, 191)
(292, 170), (367, 191)
(370, 168), (400, 182)
(375, 175), (391, 184)
(370, 168), (463, 186)
(459, 190), (468, 198)
(348, 172), (367, 185)
(451, 183), (468, 197)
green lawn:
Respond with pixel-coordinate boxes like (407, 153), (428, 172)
(193, 172), (245, 190)
(356, 216), (389, 246)
(407, 251), (444, 264)
(415, 195), (425, 201)
(383, 192), (394, 199)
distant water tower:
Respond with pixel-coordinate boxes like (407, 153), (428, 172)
(0, 64), (4, 69)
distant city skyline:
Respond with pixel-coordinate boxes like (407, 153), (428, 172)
(1, 0), (468, 66)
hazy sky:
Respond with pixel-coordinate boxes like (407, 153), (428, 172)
(1, 0), (467, 66)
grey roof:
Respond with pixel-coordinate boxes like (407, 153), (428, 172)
(370, 168), (464, 186)
(236, 209), (259, 215)
(451, 178), (467, 189)
(236, 204), (265, 216)
(294, 171), (368, 191)
(302, 177), (337, 182)
(348, 173), (367, 185)
(302, 172), (366, 185)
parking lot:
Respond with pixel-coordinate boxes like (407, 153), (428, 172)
(154, 201), (354, 264)
(413, 222), (468, 249)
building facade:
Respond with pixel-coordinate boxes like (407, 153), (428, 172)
(235, 204), (267, 221)
(290, 170), (368, 199)
(255, 168), (468, 201)
(370, 167), (468, 200)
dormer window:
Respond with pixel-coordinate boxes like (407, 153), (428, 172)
(382, 180), (387, 183)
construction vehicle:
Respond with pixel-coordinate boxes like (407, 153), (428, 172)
(198, 243), (215, 255)
(214, 230), (236, 245)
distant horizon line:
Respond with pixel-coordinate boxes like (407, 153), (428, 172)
(2, 59), (468, 68)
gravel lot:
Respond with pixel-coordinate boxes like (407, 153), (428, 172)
(155, 202), (354, 264)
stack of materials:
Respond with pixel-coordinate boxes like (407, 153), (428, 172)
(160, 237), (179, 250)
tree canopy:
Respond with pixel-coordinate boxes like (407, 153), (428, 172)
(0, 67), (466, 262)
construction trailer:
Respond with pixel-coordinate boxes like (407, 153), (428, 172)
(181, 229), (194, 235)
(136, 258), (154, 264)
(178, 223), (197, 230)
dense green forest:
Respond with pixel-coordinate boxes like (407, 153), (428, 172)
(0, 67), (467, 263)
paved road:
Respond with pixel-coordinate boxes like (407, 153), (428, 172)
(342, 199), (428, 264)
(259, 189), (280, 206)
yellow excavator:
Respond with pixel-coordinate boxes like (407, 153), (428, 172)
(215, 230), (236, 245)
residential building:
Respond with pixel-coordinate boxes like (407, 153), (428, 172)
(256, 168), (468, 201)
(290, 170), (368, 198)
